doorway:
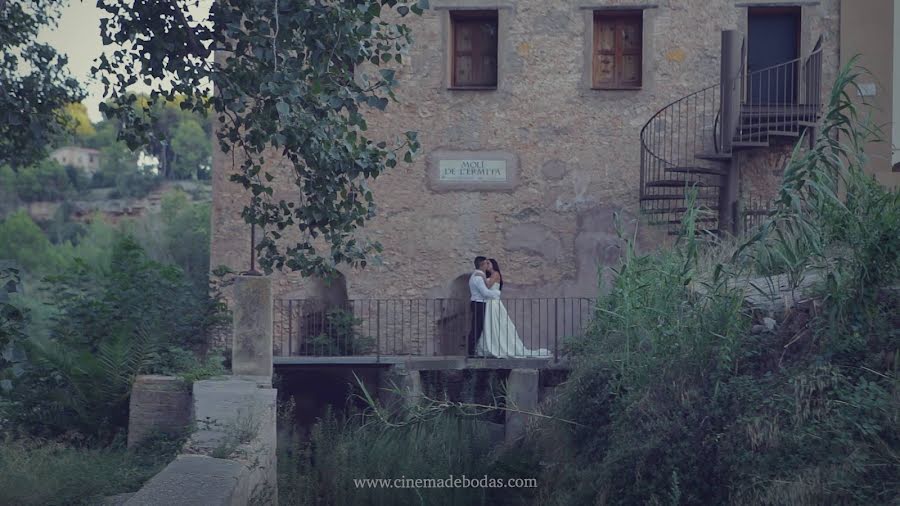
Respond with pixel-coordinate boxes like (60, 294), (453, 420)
(747, 7), (801, 105)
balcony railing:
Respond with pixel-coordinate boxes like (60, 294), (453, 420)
(734, 35), (824, 145)
(273, 297), (596, 361)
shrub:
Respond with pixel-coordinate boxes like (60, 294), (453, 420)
(533, 59), (900, 506)
(0, 212), (66, 275)
(278, 404), (510, 506)
(301, 308), (374, 356)
(1, 235), (228, 439)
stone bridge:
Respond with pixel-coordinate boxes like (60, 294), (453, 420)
(115, 276), (576, 505)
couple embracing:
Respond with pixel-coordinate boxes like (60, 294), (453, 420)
(466, 256), (552, 359)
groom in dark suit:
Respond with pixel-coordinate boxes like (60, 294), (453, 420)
(467, 256), (501, 357)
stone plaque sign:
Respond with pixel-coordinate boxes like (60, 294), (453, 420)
(439, 160), (508, 182)
(427, 150), (518, 192)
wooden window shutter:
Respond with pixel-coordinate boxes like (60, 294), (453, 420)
(593, 12), (642, 89)
(451, 12), (498, 88)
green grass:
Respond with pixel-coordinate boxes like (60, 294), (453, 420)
(0, 433), (184, 506)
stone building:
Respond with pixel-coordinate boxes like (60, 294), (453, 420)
(839, 0), (900, 182)
(211, 0), (866, 355)
(50, 146), (102, 176)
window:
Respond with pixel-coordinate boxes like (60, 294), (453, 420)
(450, 11), (498, 88)
(592, 11), (642, 89)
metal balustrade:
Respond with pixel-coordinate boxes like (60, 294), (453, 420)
(273, 297), (596, 362)
(639, 32), (824, 236)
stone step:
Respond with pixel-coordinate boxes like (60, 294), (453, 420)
(640, 194), (719, 201)
(653, 217), (718, 225)
(641, 206), (720, 215)
(646, 179), (723, 188)
(665, 165), (727, 176)
(731, 141), (770, 149)
(694, 152), (732, 161)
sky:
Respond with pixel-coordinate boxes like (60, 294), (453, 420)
(37, 1), (213, 123)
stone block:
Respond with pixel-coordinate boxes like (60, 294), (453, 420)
(505, 368), (540, 444)
(378, 365), (423, 409)
(475, 420), (506, 447)
(504, 223), (563, 260)
(190, 377), (276, 454)
(540, 159), (568, 181)
(127, 375), (192, 448)
(185, 377), (278, 504)
(232, 276), (273, 378)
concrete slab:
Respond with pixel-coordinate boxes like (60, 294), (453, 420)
(124, 455), (247, 506)
(190, 377), (276, 453)
(99, 493), (135, 505)
(273, 355), (570, 371)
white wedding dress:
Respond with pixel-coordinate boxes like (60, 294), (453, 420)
(475, 287), (552, 358)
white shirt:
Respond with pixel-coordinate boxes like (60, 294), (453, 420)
(469, 270), (501, 302)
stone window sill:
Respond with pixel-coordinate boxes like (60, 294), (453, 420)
(591, 86), (643, 91)
(447, 86), (498, 91)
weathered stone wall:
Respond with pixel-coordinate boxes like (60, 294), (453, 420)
(127, 375), (193, 448)
(739, 142), (795, 204)
(211, 1), (841, 313)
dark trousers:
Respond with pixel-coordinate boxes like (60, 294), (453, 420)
(468, 301), (486, 356)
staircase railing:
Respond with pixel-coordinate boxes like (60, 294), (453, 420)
(639, 33), (824, 234)
(639, 82), (724, 227)
(734, 36), (824, 145)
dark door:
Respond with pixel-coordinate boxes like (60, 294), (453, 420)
(747, 7), (800, 105)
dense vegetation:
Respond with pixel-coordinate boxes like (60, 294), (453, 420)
(0, 189), (226, 504)
(0, 95), (213, 212)
(6, 0), (428, 280)
(276, 64), (898, 506)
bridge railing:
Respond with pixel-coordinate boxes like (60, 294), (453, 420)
(273, 297), (597, 361)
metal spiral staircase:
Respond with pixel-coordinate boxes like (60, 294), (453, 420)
(639, 31), (824, 235)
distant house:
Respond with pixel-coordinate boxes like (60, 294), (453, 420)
(50, 146), (102, 176)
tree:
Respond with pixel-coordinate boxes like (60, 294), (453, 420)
(96, 138), (139, 186)
(0, 211), (63, 274)
(84, 118), (120, 151)
(0, 1), (84, 169)
(0, 165), (20, 216)
(10, 158), (72, 202)
(94, 0), (427, 277)
(63, 102), (96, 140)
(3, 0), (425, 277)
(170, 117), (210, 179)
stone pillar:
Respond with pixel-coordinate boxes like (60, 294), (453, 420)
(127, 375), (193, 448)
(232, 275), (273, 379)
(378, 364), (423, 409)
(505, 369), (539, 444)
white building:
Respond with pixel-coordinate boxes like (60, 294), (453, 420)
(50, 146), (102, 176)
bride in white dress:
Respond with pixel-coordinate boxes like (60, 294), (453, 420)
(475, 259), (552, 358)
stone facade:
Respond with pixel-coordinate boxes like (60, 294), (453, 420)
(211, 1), (842, 313)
